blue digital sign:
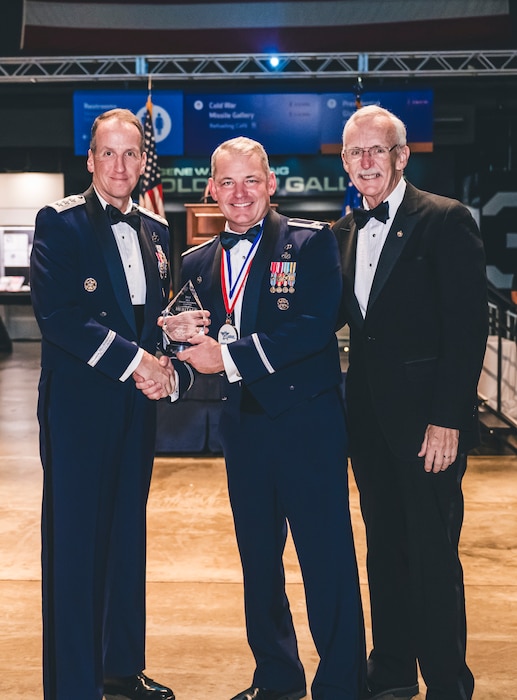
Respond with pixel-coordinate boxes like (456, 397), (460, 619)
(184, 93), (322, 156)
(184, 90), (433, 156)
(73, 89), (433, 159)
(320, 90), (434, 150)
(73, 90), (184, 156)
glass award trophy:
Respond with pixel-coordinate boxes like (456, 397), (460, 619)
(161, 280), (204, 356)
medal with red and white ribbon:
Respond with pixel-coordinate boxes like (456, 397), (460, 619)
(218, 230), (262, 344)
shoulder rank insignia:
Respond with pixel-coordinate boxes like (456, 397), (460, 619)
(135, 204), (168, 226)
(49, 194), (86, 213)
(181, 236), (218, 256)
(287, 217), (327, 230)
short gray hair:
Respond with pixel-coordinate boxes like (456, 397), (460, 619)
(211, 137), (270, 178)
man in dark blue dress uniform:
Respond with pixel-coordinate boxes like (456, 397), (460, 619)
(173, 136), (366, 700)
(31, 108), (198, 700)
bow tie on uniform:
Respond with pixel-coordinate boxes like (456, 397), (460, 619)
(353, 201), (389, 229)
(219, 224), (262, 250)
(106, 204), (141, 231)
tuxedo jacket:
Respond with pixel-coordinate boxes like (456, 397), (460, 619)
(181, 208), (343, 419)
(332, 181), (488, 458)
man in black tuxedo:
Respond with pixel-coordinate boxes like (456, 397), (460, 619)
(332, 105), (488, 700)
(173, 136), (365, 700)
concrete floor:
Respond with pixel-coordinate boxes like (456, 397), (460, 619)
(0, 342), (516, 699)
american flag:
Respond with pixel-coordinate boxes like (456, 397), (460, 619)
(139, 95), (165, 218)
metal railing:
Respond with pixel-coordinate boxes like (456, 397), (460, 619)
(479, 284), (517, 432)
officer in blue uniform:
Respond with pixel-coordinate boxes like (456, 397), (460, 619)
(173, 137), (366, 700)
(30, 109), (195, 700)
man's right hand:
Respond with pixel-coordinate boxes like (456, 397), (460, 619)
(132, 351), (175, 400)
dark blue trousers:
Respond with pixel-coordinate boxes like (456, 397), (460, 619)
(39, 369), (156, 700)
(219, 388), (366, 700)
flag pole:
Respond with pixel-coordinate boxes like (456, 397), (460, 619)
(147, 75), (152, 112)
(139, 74), (165, 217)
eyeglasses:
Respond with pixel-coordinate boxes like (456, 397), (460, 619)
(342, 144), (399, 162)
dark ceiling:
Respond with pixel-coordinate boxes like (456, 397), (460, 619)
(1, 0), (516, 58)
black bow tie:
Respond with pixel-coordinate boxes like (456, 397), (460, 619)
(353, 201), (389, 229)
(220, 224), (262, 251)
(106, 204), (141, 231)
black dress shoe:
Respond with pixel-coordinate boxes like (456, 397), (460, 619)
(362, 682), (419, 700)
(104, 673), (175, 700)
(229, 686), (306, 700)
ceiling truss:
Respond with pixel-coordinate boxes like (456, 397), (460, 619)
(1, 50), (517, 83)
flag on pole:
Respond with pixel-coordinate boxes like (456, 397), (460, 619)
(342, 77), (363, 216)
(354, 75), (363, 110)
(139, 94), (165, 218)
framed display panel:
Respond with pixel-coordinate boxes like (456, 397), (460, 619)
(0, 226), (34, 291)
(0, 226), (36, 350)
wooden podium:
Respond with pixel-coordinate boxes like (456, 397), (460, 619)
(184, 203), (226, 246)
(184, 202), (278, 246)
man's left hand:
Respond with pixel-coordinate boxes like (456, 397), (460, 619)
(176, 333), (224, 373)
(159, 309), (210, 342)
(418, 424), (459, 473)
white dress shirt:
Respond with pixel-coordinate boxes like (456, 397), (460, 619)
(220, 223), (263, 383)
(354, 178), (406, 317)
(95, 191), (177, 399)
